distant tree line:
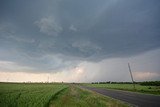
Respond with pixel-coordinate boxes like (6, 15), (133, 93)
(91, 81), (135, 84)
(139, 81), (160, 86)
(91, 81), (160, 86)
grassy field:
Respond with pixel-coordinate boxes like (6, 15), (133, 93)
(0, 83), (67, 107)
(83, 83), (160, 95)
(0, 82), (131, 107)
(49, 85), (130, 107)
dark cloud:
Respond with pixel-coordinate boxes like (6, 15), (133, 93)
(0, 0), (160, 72)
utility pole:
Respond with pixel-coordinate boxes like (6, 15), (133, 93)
(128, 63), (135, 90)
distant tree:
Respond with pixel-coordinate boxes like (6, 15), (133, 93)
(140, 81), (160, 86)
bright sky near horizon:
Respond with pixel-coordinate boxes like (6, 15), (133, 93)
(0, 0), (160, 82)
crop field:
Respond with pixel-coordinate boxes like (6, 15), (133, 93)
(0, 83), (130, 107)
(0, 83), (67, 107)
(83, 83), (160, 95)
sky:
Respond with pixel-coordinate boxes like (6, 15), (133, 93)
(0, 0), (160, 82)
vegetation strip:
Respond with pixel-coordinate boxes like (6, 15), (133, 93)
(82, 83), (160, 95)
(45, 87), (68, 107)
(49, 85), (131, 107)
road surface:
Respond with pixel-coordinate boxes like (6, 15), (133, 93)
(82, 86), (160, 107)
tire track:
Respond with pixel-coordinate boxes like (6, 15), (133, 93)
(45, 87), (68, 107)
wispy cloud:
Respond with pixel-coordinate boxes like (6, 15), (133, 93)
(0, 22), (35, 43)
(0, 61), (34, 72)
(72, 40), (101, 57)
(69, 25), (77, 31)
(0, 22), (16, 36)
(35, 16), (63, 36)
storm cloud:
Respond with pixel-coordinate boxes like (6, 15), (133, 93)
(0, 0), (160, 82)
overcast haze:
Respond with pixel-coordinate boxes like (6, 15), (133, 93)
(0, 0), (160, 82)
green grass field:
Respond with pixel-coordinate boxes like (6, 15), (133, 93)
(49, 85), (130, 107)
(0, 83), (67, 107)
(0, 83), (131, 107)
(83, 83), (160, 95)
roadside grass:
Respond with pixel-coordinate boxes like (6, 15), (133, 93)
(0, 83), (68, 107)
(83, 83), (160, 95)
(49, 85), (131, 107)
